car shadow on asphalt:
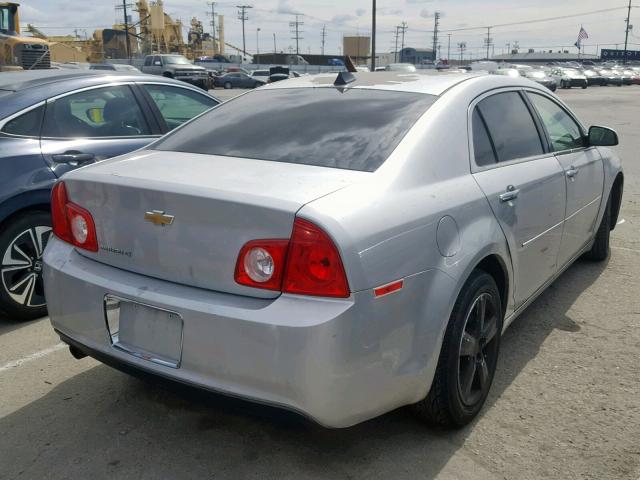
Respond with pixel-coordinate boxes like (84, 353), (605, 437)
(0, 314), (46, 336)
(0, 258), (609, 479)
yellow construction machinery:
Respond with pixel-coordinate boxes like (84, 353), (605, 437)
(0, 2), (50, 70)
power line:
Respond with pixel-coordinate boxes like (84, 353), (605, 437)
(440, 6), (633, 33)
(289, 14), (304, 56)
(236, 4), (252, 56)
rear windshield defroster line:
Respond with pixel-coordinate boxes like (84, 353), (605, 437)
(153, 88), (437, 172)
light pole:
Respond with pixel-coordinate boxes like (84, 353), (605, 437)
(371, 0), (376, 71)
(273, 33), (276, 64)
(256, 27), (261, 63)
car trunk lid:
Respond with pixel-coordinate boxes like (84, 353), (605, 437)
(63, 150), (365, 298)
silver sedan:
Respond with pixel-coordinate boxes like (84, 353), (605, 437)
(43, 72), (624, 428)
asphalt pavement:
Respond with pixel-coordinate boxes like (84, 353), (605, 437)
(0, 85), (638, 480)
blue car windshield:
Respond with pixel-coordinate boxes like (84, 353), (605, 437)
(153, 87), (436, 172)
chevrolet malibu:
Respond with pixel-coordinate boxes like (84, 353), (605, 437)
(43, 72), (624, 428)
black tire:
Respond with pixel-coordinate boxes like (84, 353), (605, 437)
(586, 197), (611, 261)
(0, 211), (52, 321)
(224, 82), (232, 89)
(413, 270), (502, 427)
(162, 72), (173, 78)
(581, 84), (587, 89)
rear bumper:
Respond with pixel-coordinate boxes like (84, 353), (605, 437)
(43, 237), (454, 427)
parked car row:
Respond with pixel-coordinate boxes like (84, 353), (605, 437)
(486, 62), (640, 92)
(209, 67), (306, 89)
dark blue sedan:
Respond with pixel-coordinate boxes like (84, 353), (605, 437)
(0, 70), (219, 320)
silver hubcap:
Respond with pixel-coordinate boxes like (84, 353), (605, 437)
(1, 226), (52, 308)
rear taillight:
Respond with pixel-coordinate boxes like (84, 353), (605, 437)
(234, 218), (350, 298)
(234, 240), (288, 291)
(283, 218), (349, 298)
(51, 181), (98, 252)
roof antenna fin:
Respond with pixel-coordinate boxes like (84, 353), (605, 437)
(334, 71), (356, 87)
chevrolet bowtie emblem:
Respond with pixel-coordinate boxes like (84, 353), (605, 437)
(144, 210), (175, 226)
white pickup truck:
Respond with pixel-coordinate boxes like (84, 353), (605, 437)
(141, 54), (210, 90)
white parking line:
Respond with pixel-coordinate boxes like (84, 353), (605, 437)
(612, 246), (640, 253)
(617, 218), (626, 225)
(0, 343), (65, 373)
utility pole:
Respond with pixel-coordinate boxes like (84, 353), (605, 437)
(394, 26), (400, 62)
(116, 0), (133, 60)
(206, 2), (217, 54)
(447, 33), (451, 61)
(273, 32), (276, 64)
(485, 26), (493, 60)
(458, 41), (466, 64)
(236, 5), (253, 58)
(400, 21), (408, 60)
(623, 0), (632, 64)
(289, 14), (304, 56)
(432, 11), (440, 62)
(321, 25), (326, 56)
(371, 0), (376, 71)
(256, 27), (260, 59)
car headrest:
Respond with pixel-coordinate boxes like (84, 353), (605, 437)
(103, 97), (134, 123)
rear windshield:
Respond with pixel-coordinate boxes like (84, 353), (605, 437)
(153, 88), (436, 172)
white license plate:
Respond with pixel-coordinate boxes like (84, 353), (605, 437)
(105, 295), (183, 368)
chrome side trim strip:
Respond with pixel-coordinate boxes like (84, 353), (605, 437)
(565, 195), (602, 222)
(521, 219), (564, 248)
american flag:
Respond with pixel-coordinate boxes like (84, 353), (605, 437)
(575, 27), (589, 49)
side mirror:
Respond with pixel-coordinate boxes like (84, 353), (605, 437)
(589, 126), (619, 147)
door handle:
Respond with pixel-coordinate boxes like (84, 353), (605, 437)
(566, 166), (579, 178)
(51, 152), (96, 165)
(499, 185), (520, 202)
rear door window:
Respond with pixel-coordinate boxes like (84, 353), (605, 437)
(1, 105), (44, 137)
(42, 85), (151, 138)
(472, 109), (497, 166)
(153, 88), (436, 172)
(143, 84), (218, 130)
(476, 92), (544, 163)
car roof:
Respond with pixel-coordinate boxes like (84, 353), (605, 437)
(0, 70), (214, 119)
(260, 71), (550, 97)
(262, 71), (487, 96)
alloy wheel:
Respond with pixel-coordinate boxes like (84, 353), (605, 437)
(457, 292), (500, 407)
(1, 226), (52, 309)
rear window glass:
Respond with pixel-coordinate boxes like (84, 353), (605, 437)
(153, 88), (436, 172)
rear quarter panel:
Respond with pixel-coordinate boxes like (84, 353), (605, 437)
(0, 136), (56, 223)
(300, 78), (515, 385)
